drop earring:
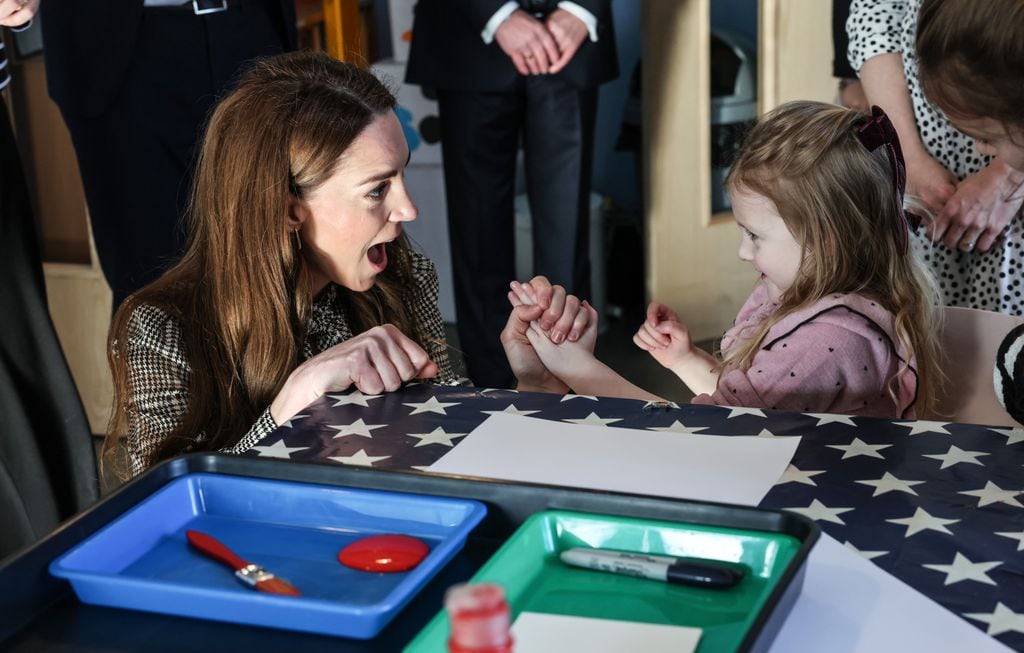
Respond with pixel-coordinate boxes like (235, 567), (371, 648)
(293, 228), (302, 250)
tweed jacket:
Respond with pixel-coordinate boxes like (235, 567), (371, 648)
(121, 253), (456, 477)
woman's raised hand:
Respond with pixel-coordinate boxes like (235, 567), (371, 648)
(270, 324), (436, 423)
(507, 276), (591, 343)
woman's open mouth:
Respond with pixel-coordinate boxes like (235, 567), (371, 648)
(367, 241), (390, 271)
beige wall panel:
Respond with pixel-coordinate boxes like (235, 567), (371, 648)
(11, 58), (90, 264)
(644, 0), (759, 342)
(43, 264), (113, 435)
(760, 0), (836, 109)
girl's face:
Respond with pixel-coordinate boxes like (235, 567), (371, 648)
(731, 186), (803, 303)
(950, 115), (1024, 172)
(290, 112), (417, 294)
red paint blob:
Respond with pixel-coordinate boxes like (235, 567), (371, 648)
(338, 534), (430, 572)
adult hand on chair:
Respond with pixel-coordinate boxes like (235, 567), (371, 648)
(0, 0), (38, 27)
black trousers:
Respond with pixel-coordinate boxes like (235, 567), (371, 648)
(0, 96), (97, 558)
(59, 3), (288, 309)
(438, 76), (597, 388)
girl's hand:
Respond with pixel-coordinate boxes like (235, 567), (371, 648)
(931, 159), (1024, 253)
(270, 324), (436, 423)
(905, 149), (957, 220)
(501, 303), (570, 393)
(633, 301), (695, 370)
(508, 276), (590, 343)
(525, 301), (600, 382)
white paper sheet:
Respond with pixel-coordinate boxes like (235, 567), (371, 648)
(768, 535), (1014, 653)
(511, 612), (702, 653)
(427, 412), (800, 506)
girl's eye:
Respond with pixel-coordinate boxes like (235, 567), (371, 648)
(741, 225), (758, 241)
(368, 181), (389, 200)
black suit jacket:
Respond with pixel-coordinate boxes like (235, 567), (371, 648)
(41, 0), (297, 117)
(406, 0), (617, 91)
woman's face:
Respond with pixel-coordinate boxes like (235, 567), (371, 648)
(291, 111), (417, 294)
(949, 114), (1024, 172)
(731, 185), (803, 303)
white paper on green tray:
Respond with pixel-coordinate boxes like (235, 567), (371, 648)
(427, 412), (800, 506)
(511, 612), (701, 653)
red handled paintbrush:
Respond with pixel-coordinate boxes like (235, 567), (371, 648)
(186, 529), (301, 597)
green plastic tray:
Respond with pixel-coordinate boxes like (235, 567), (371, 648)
(405, 509), (803, 653)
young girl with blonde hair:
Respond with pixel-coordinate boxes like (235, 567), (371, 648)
(506, 100), (941, 419)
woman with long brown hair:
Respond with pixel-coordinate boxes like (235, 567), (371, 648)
(106, 51), (588, 478)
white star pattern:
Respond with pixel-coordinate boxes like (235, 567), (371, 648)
(327, 391), (384, 407)
(409, 427), (467, 448)
(726, 407), (766, 418)
(923, 552), (1000, 586)
(990, 427), (1024, 446)
(404, 396), (460, 415)
(959, 481), (1022, 508)
(647, 421), (708, 434)
(776, 465), (825, 487)
(561, 394), (598, 402)
(328, 449), (390, 466)
(827, 437), (892, 460)
(250, 439), (307, 458)
(784, 499), (854, 525)
(481, 404), (540, 417)
(326, 419), (386, 438)
(923, 445), (988, 469)
(895, 420), (952, 435)
(996, 530), (1024, 552)
(887, 507), (959, 537)
(803, 413), (857, 426)
(855, 472), (924, 497)
(965, 603), (1024, 637)
(843, 540), (888, 561)
(757, 428), (779, 438)
(279, 413), (309, 428)
(563, 413), (623, 427)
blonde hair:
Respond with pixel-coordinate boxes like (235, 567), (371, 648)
(106, 52), (424, 476)
(724, 101), (942, 416)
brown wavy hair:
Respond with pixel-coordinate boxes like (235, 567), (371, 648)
(917, 0), (1024, 133)
(105, 51), (423, 476)
(724, 101), (942, 417)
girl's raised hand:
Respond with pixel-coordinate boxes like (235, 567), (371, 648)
(270, 324), (436, 423)
(634, 301), (694, 370)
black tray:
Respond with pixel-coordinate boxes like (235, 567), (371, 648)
(0, 454), (819, 652)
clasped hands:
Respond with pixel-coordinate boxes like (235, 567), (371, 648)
(494, 8), (589, 76)
(907, 152), (1024, 254)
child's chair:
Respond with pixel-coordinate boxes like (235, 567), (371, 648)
(936, 306), (1024, 426)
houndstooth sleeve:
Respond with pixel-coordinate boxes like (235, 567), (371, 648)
(123, 305), (279, 476)
(409, 252), (458, 385)
(847, 0), (909, 72)
(123, 304), (193, 477)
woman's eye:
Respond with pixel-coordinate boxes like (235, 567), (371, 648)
(368, 181), (389, 200)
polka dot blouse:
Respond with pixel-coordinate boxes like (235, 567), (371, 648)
(848, 0), (1024, 315)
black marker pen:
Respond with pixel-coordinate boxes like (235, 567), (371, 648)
(559, 547), (744, 589)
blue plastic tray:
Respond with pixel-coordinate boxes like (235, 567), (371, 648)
(49, 473), (486, 639)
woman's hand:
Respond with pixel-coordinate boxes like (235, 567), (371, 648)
(500, 276), (593, 393)
(633, 302), (695, 370)
(905, 149), (958, 220)
(930, 159), (1024, 253)
(270, 324), (436, 423)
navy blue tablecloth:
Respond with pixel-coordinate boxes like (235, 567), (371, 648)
(242, 384), (1024, 650)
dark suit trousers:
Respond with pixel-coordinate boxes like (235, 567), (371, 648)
(59, 4), (288, 309)
(0, 96), (97, 558)
(438, 76), (597, 388)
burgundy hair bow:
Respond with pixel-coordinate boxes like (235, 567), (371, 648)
(854, 106), (919, 254)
